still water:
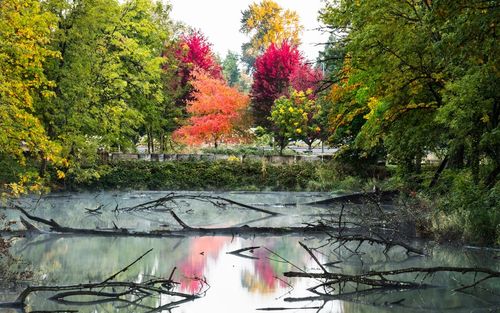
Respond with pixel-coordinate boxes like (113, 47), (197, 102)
(2, 191), (499, 312)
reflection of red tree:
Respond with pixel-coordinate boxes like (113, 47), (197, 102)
(178, 237), (228, 293)
(241, 249), (286, 294)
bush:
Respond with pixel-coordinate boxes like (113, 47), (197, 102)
(433, 172), (499, 245)
(66, 160), (318, 191)
(201, 146), (297, 156)
(64, 159), (377, 192)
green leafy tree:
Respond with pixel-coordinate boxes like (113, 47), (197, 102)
(222, 51), (241, 88)
(37, 0), (172, 163)
(270, 89), (322, 154)
(320, 0), (498, 182)
(0, 0), (62, 195)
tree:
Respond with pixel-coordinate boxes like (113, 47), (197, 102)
(251, 42), (322, 129)
(251, 42), (301, 128)
(37, 0), (172, 162)
(173, 70), (250, 148)
(222, 51), (241, 88)
(320, 0), (498, 183)
(0, 0), (62, 195)
(270, 89), (322, 153)
(240, 0), (302, 71)
(165, 30), (223, 115)
(174, 31), (222, 87)
(289, 63), (324, 96)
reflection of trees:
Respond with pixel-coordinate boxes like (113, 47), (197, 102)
(240, 239), (304, 294)
(178, 237), (229, 293)
(16, 237), (187, 283)
(241, 248), (287, 294)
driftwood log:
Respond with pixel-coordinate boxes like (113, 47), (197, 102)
(11, 207), (426, 255)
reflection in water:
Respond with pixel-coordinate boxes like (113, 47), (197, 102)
(241, 244), (299, 294)
(179, 237), (229, 293)
(3, 191), (499, 313)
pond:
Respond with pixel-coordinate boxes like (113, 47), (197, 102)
(2, 191), (499, 312)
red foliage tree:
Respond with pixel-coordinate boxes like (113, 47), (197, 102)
(175, 31), (222, 84)
(289, 63), (324, 96)
(163, 31), (222, 109)
(251, 42), (301, 127)
(173, 70), (250, 148)
(250, 42), (322, 128)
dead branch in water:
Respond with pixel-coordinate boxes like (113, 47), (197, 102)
(13, 206), (183, 238)
(284, 266), (500, 295)
(306, 190), (399, 206)
(0, 249), (200, 312)
(9, 207), (426, 257)
(117, 192), (280, 216)
(227, 246), (260, 260)
(299, 241), (328, 273)
(325, 233), (426, 256)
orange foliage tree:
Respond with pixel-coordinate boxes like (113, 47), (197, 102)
(173, 70), (250, 148)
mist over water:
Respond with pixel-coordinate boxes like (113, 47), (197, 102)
(3, 191), (499, 312)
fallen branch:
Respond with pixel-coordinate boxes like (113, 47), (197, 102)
(326, 233), (426, 256)
(284, 266), (499, 280)
(307, 190), (399, 206)
(100, 248), (153, 284)
(284, 266), (500, 294)
(227, 246), (260, 260)
(12, 208), (425, 257)
(13, 206), (183, 238)
(118, 193), (280, 216)
(299, 241), (328, 273)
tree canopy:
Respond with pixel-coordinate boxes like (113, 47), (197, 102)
(173, 70), (250, 148)
(320, 0), (499, 185)
(240, 0), (302, 72)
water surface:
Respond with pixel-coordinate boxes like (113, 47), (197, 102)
(3, 191), (499, 312)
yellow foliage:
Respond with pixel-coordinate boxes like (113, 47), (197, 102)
(363, 97), (380, 120)
(227, 155), (241, 162)
(57, 170), (66, 180)
(241, 0), (302, 53)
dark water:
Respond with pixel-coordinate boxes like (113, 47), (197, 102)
(2, 191), (499, 312)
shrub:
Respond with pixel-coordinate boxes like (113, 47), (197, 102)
(434, 172), (499, 245)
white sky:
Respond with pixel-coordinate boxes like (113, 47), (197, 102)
(167, 0), (329, 62)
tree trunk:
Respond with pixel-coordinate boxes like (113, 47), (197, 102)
(429, 155), (449, 188)
(414, 152), (423, 174)
(147, 130), (151, 154)
(306, 139), (313, 152)
(448, 144), (465, 169)
(279, 137), (286, 156)
(38, 153), (47, 177)
(159, 130), (164, 152)
(470, 135), (480, 184)
(151, 127), (155, 153)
